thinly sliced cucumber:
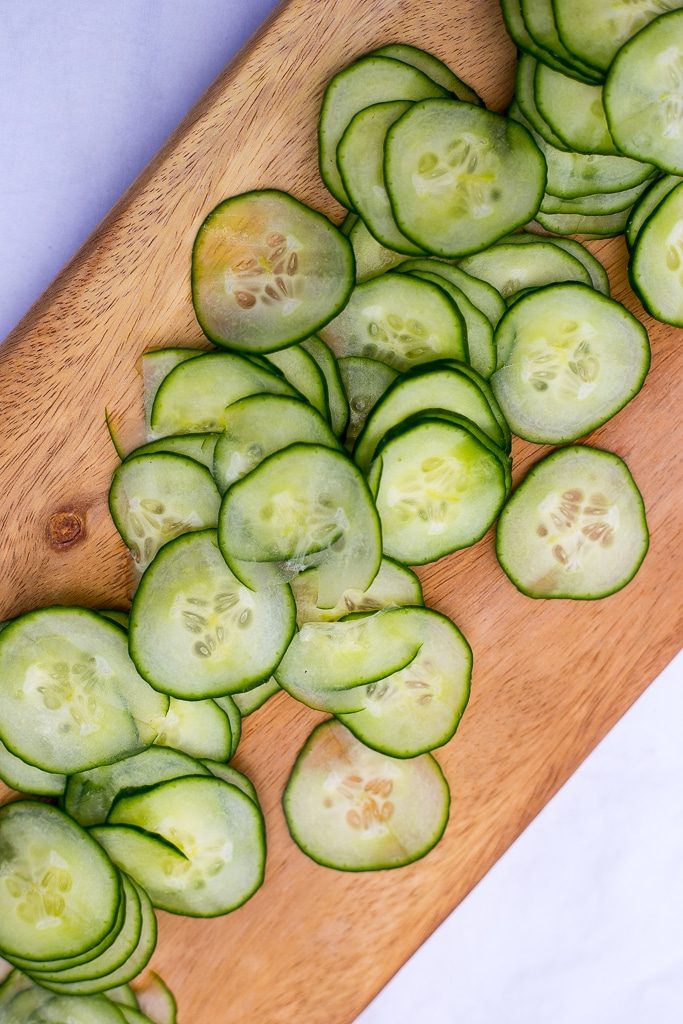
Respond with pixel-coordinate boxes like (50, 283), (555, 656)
(461, 240), (590, 298)
(109, 453), (220, 570)
(64, 748), (210, 828)
(338, 356), (399, 448)
(554, 0), (683, 74)
(500, 0), (602, 82)
(129, 530), (295, 698)
(263, 346), (329, 418)
(141, 349), (202, 430)
(91, 825), (189, 896)
(515, 54), (569, 150)
(129, 433), (219, 472)
(192, 190), (354, 351)
(626, 175), (682, 249)
(396, 258), (506, 327)
(520, 0), (603, 80)
(353, 363), (507, 471)
(201, 762), (257, 804)
(370, 43), (482, 105)
(232, 678), (281, 716)
(319, 272), (468, 370)
(119, 1008), (154, 1024)
(534, 64), (617, 156)
(213, 695), (242, 759)
(150, 352), (297, 437)
(540, 180), (651, 216)
(491, 283), (650, 443)
(300, 336), (350, 438)
(338, 101), (424, 255)
(497, 445), (649, 598)
(0, 970), (33, 1007)
(212, 394), (339, 494)
(349, 218), (406, 281)
(135, 972), (177, 1024)
(0, 738), (65, 796)
(106, 986), (138, 1009)
(105, 409), (127, 461)
(12, 992), (127, 1023)
(385, 99), (546, 256)
(318, 55), (448, 206)
(98, 610), (129, 630)
(630, 182), (683, 325)
(218, 445), (381, 608)
(151, 698), (231, 762)
(369, 418), (507, 563)
(283, 720), (450, 870)
(0, 609), (167, 774)
(107, 777), (265, 917)
(290, 557), (423, 626)
(533, 206), (632, 236)
(0, 802), (120, 961)
(500, 233), (611, 295)
(340, 212), (358, 236)
(439, 361), (512, 452)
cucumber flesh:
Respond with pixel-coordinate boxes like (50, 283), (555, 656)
(135, 972), (177, 1024)
(534, 63), (617, 156)
(349, 218), (406, 281)
(520, 0), (602, 80)
(141, 349), (202, 431)
(201, 762), (258, 804)
(459, 240), (592, 298)
(496, 445), (649, 598)
(151, 698), (231, 762)
(290, 556), (422, 626)
(106, 986), (139, 1009)
(554, 0), (683, 74)
(515, 53), (569, 150)
(626, 174), (683, 249)
(338, 356), (399, 448)
(499, 0), (602, 82)
(212, 695), (242, 759)
(499, 233), (610, 295)
(370, 43), (482, 105)
(534, 206), (632, 237)
(396, 258), (506, 327)
(0, 738), (66, 796)
(13, 992), (127, 1022)
(539, 180), (651, 216)
(232, 678), (280, 716)
(129, 433), (219, 472)
(300, 336), (350, 438)
(630, 181), (683, 325)
(263, 346), (329, 418)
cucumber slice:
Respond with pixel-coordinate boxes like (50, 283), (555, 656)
(500, 0), (602, 82)
(353, 363), (507, 471)
(98, 610), (129, 630)
(460, 239), (591, 298)
(91, 825), (189, 897)
(129, 433), (219, 471)
(129, 530), (295, 698)
(340, 212), (358, 236)
(499, 233), (611, 295)
(534, 64), (617, 156)
(0, 802), (120, 961)
(119, 1009), (154, 1024)
(554, 0), (683, 74)
(109, 453), (220, 570)
(626, 174), (682, 249)
(630, 181), (683, 325)
(370, 43), (482, 105)
(520, 0), (603, 81)
(539, 180), (650, 216)
(0, 738), (66, 796)
(385, 99), (547, 256)
(212, 394), (339, 494)
(318, 55), (448, 207)
(201, 762), (257, 804)
(106, 986), (138, 1009)
(13, 992), (127, 1023)
(283, 720), (450, 870)
(491, 283), (650, 443)
(497, 445), (649, 598)
(369, 418), (508, 564)
(533, 206), (632, 236)
(0, 608), (167, 774)
(337, 608), (471, 757)
(319, 272), (468, 370)
(150, 352), (298, 437)
(232, 678), (280, 716)
(135, 972), (177, 1024)
(151, 698), (231, 762)
(338, 101), (425, 255)
(0, 971), (34, 1008)
(515, 54), (570, 150)
(64, 748), (210, 828)
(300, 336), (350, 438)
(349, 218), (406, 281)
(218, 444), (381, 607)
(290, 557), (423, 626)
(213, 695), (242, 759)
(396, 258), (506, 327)
(338, 356), (399, 448)
(107, 776), (265, 917)
(192, 190), (354, 351)
(141, 349), (202, 430)
(437, 361), (512, 452)
(263, 346), (329, 418)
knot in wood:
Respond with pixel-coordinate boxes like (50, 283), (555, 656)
(48, 510), (83, 547)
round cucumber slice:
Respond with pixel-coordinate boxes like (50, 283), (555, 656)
(300, 336), (350, 439)
(0, 608), (167, 774)
(520, 0), (603, 80)
(263, 346), (329, 418)
(201, 762), (258, 804)
(515, 54), (569, 150)
(0, 802), (121, 961)
(97, 610), (129, 630)
(396, 258), (506, 327)
(370, 43), (482, 105)
(534, 63), (617, 156)
(384, 99), (547, 257)
(290, 556), (422, 625)
(0, 738), (65, 797)
(151, 698), (232, 762)
(135, 972), (177, 1024)
(349, 218), (406, 282)
(232, 678), (280, 716)
(540, 179), (650, 216)
(499, 0), (603, 83)
(460, 241), (592, 299)
(213, 695), (241, 759)
(130, 433), (219, 471)
(626, 174), (682, 249)
(491, 284), (650, 443)
(496, 445), (649, 598)
(630, 181), (683, 325)
(534, 205), (632, 236)
(141, 349), (203, 430)
(17, 994), (127, 1023)
(283, 720), (450, 871)
(499, 233), (611, 295)
(554, 0), (683, 74)
(338, 356), (399, 448)
(105, 985), (138, 1009)
(130, 530), (295, 698)
(191, 190), (354, 352)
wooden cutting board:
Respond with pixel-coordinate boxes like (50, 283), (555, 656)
(0, 0), (681, 1020)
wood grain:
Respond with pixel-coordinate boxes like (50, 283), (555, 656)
(0, 1), (681, 1021)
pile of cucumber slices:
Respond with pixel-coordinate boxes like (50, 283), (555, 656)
(2, 0), (680, 1015)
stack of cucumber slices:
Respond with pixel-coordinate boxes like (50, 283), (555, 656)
(1, 9), (672, 1015)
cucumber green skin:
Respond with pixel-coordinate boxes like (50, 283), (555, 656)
(213, 695), (242, 758)
(119, 1008), (154, 1024)
(626, 175), (682, 250)
(0, 738), (66, 796)
(396, 259), (506, 327)
(106, 986), (139, 1009)
(534, 206), (631, 237)
(515, 54), (569, 150)
(499, 233), (610, 295)
(629, 182), (683, 327)
(283, 720), (451, 871)
(300, 336), (350, 438)
(370, 43), (482, 105)
(129, 433), (220, 472)
(496, 445), (650, 599)
(499, 0), (602, 84)
(540, 180), (651, 217)
(428, 359), (512, 453)
(520, 0), (604, 82)
(135, 971), (177, 1024)
(232, 677), (281, 716)
(201, 762), (258, 804)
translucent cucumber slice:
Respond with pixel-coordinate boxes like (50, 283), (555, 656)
(192, 190), (354, 351)
(626, 174), (682, 249)
(431, 362), (513, 453)
(212, 394), (339, 494)
(369, 418), (507, 564)
(283, 720), (450, 870)
(290, 556), (422, 626)
(319, 271), (467, 370)
(0, 609), (167, 774)
(263, 346), (328, 418)
(107, 777), (265, 917)
(499, 0), (602, 82)
(340, 212), (358, 235)
(318, 56), (448, 206)
(349, 218), (406, 281)
(338, 101), (425, 255)
(106, 986), (138, 1009)
(98, 610), (129, 630)
(300, 336), (350, 438)
(520, 0), (603, 80)
(407, 269), (496, 377)
(370, 43), (482, 105)
(396, 258), (506, 327)
(109, 453), (220, 570)
(151, 698), (231, 762)
(135, 972), (177, 1024)
(497, 445), (649, 598)
(212, 695), (241, 758)
(534, 64), (617, 156)
(499, 233), (610, 295)
(130, 433), (219, 471)
(385, 99), (547, 256)
(218, 444), (381, 607)
(533, 206), (632, 236)
(0, 802), (121, 961)
(0, 738), (65, 796)
(540, 180), (651, 216)
(64, 748), (210, 828)
(141, 349), (203, 430)
(631, 181), (683, 325)
(150, 352), (297, 437)
(201, 762), (257, 804)
(491, 283), (650, 443)
(338, 608), (471, 757)
(129, 530), (295, 698)
(460, 240), (592, 299)
(14, 993), (127, 1023)
(119, 1008), (153, 1024)
(554, 0), (683, 74)
(232, 678), (280, 716)
(515, 54), (570, 150)
(338, 356), (399, 448)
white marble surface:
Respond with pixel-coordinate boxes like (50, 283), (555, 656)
(1, 5), (681, 1022)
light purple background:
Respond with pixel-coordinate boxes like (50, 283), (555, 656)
(1, 4), (682, 1022)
